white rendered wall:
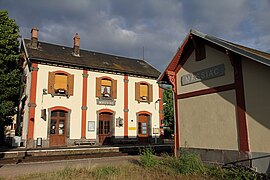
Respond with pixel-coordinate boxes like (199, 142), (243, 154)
(31, 64), (160, 141)
(34, 64), (83, 140)
(128, 76), (160, 138)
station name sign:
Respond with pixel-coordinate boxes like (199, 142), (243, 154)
(181, 64), (225, 86)
(96, 98), (116, 106)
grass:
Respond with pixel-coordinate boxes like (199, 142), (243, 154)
(3, 149), (269, 180)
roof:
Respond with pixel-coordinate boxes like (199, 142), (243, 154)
(22, 39), (160, 79)
(158, 29), (270, 82)
(190, 29), (270, 67)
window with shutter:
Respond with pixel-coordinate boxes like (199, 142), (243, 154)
(55, 74), (68, 95)
(96, 77), (117, 99)
(48, 71), (74, 97)
(140, 84), (148, 101)
(101, 79), (112, 98)
(112, 79), (117, 99)
(135, 82), (153, 103)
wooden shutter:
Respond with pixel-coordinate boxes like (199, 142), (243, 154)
(112, 79), (117, 99)
(67, 74), (74, 96)
(148, 84), (153, 103)
(96, 77), (101, 98)
(135, 82), (140, 102)
(48, 72), (55, 94)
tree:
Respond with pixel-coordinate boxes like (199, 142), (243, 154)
(0, 10), (21, 144)
(163, 86), (174, 128)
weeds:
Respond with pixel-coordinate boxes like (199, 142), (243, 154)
(8, 150), (268, 180)
(92, 166), (119, 179)
(139, 147), (158, 167)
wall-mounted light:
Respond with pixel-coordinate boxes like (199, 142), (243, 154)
(116, 117), (124, 127)
(43, 88), (48, 95)
(155, 98), (162, 103)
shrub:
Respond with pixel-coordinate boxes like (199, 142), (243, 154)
(177, 151), (205, 175)
(164, 128), (174, 139)
(139, 147), (158, 167)
(159, 151), (205, 175)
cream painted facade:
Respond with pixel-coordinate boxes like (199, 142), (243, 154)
(242, 58), (270, 153)
(21, 62), (161, 147)
(178, 90), (238, 150)
(177, 46), (235, 94)
(160, 29), (270, 174)
(176, 45), (239, 151)
(21, 61), (31, 141)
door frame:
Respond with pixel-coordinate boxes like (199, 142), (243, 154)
(47, 106), (71, 147)
(136, 111), (152, 141)
(96, 109), (115, 145)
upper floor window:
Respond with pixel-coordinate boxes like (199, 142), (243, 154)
(101, 79), (112, 97)
(96, 77), (117, 99)
(48, 71), (74, 97)
(54, 73), (68, 94)
(140, 83), (148, 101)
(135, 82), (153, 103)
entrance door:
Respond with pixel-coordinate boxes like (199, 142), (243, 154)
(50, 110), (66, 146)
(138, 114), (149, 143)
(99, 112), (112, 145)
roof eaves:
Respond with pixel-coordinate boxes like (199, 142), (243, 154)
(158, 33), (191, 82)
(29, 57), (159, 79)
(191, 29), (270, 67)
(22, 38), (29, 58)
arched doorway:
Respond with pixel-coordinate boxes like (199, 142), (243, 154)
(49, 110), (67, 146)
(98, 112), (113, 145)
(138, 114), (150, 143)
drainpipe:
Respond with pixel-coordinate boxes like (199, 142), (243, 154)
(157, 82), (177, 157)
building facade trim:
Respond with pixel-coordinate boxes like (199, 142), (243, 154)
(27, 63), (38, 141)
(177, 83), (236, 99)
(124, 75), (129, 137)
(81, 69), (88, 138)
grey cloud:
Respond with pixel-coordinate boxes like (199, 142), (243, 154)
(1, 0), (270, 72)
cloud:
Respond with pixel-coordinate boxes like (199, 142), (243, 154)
(1, 0), (270, 72)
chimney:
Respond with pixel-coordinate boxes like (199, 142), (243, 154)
(30, 27), (39, 49)
(73, 33), (80, 57)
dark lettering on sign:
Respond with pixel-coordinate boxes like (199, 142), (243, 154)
(181, 64), (225, 85)
(96, 98), (116, 106)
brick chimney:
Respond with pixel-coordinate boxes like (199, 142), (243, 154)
(73, 33), (80, 57)
(30, 27), (39, 49)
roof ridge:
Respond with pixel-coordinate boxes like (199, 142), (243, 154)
(190, 29), (270, 66)
(23, 38), (144, 62)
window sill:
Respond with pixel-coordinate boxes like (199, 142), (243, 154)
(49, 93), (71, 98)
(137, 100), (150, 104)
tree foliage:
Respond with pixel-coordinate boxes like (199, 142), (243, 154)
(0, 10), (21, 128)
(163, 86), (174, 128)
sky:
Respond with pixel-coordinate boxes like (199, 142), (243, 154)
(1, 0), (270, 71)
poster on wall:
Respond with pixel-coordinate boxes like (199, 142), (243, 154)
(88, 121), (95, 132)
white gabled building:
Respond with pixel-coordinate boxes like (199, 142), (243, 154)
(18, 27), (163, 148)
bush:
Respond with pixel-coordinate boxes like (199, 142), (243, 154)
(159, 151), (205, 175)
(139, 148), (158, 167)
(177, 151), (205, 175)
(164, 128), (174, 139)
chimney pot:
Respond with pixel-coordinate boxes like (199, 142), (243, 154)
(30, 27), (39, 49)
(73, 33), (80, 57)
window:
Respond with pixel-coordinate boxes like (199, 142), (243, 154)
(54, 73), (68, 94)
(48, 71), (74, 96)
(135, 82), (153, 103)
(101, 79), (112, 97)
(96, 77), (117, 99)
(139, 83), (148, 101)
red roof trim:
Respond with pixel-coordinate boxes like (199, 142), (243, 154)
(158, 34), (191, 82)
